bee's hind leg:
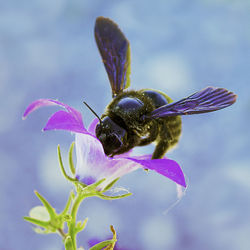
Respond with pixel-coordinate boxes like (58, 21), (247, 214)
(152, 122), (172, 159)
(152, 139), (171, 159)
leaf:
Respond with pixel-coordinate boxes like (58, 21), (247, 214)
(89, 240), (116, 250)
(23, 216), (49, 228)
(34, 191), (56, 219)
(61, 191), (75, 216)
(102, 178), (120, 192)
(98, 192), (132, 200)
(57, 145), (76, 182)
(76, 218), (88, 233)
(69, 142), (76, 175)
(90, 225), (117, 250)
(104, 225), (117, 250)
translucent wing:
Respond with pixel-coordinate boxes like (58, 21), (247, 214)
(95, 16), (131, 97)
(147, 87), (237, 118)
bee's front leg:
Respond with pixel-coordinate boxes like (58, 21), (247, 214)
(138, 121), (158, 146)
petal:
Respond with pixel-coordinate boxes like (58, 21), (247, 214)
(97, 158), (140, 190)
(23, 99), (87, 133)
(123, 154), (152, 160)
(23, 99), (80, 121)
(43, 110), (88, 133)
(75, 133), (140, 189)
(75, 132), (185, 188)
(125, 157), (186, 187)
(112, 150), (134, 159)
(87, 118), (99, 135)
(23, 99), (58, 118)
(75, 133), (107, 183)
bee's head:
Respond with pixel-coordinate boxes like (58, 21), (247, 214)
(95, 116), (127, 156)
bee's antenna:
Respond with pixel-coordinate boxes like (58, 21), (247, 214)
(83, 101), (102, 124)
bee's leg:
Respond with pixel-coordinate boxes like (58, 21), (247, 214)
(152, 140), (170, 159)
(138, 122), (158, 146)
(152, 122), (172, 159)
(152, 117), (181, 159)
(112, 132), (140, 156)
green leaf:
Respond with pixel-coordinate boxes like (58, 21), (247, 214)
(89, 240), (116, 250)
(61, 191), (74, 216)
(76, 178), (106, 196)
(105, 225), (117, 250)
(74, 181), (87, 191)
(34, 191), (56, 219)
(76, 217), (88, 233)
(25, 191), (72, 235)
(98, 192), (132, 200)
(86, 178), (106, 189)
(69, 142), (75, 175)
(90, 225), (117, 250)
(57, 144), (76, 182)
(23, 216), (49, 228)
(102, 178), (120, 192)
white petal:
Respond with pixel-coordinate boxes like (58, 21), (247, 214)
(75, 133), (106, 183)
(75, 133), (141, 189)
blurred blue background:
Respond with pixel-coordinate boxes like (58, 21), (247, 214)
(1, 0), (250, 249)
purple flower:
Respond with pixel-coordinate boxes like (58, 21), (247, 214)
(23, 99), (186, 189)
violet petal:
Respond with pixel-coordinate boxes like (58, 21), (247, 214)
(23, 99), (84, 126)
(23, 99), (58, 118)
(23, 99), (87, 133)
(43, 110), (88, 133)
(75, 133), (140, 189)
(125, 157), (186, 187)
(87, 118), (99, 135)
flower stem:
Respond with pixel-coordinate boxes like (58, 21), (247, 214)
(68, 190), (90, 250)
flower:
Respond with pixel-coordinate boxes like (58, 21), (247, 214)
(23, 99), (186, 189)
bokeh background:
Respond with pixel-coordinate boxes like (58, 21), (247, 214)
(1, 0), (250, 249)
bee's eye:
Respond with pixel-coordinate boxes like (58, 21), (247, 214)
(95, 123), (104, 137)
(98, 133), (123, 156)
(98, 133), (106, 142)
(95, 116), (127, 156)
(98, 133), (121, 148)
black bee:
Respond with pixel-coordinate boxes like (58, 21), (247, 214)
(89, 16), (237, 159)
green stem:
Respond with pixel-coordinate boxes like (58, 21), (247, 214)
(63, 178), (129, 249)
(68, 193), (83, 250)
(68, 190), (94, 250)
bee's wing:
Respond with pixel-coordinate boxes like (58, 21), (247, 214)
(95, 17), (131, 97)
(147, 87), (237, 118)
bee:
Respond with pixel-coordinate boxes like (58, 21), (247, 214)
(86, 16), (237, 159)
